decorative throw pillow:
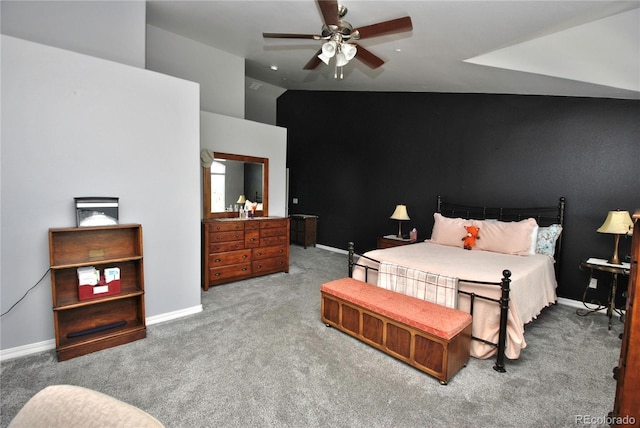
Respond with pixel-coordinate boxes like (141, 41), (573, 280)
(536, 224), (563, 257)
(430, 213), (469, 248)
(473, 218), (538, 255)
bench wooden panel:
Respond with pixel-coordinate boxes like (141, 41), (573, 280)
(321, 277), (472, 384)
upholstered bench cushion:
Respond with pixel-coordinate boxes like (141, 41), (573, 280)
(321, 278), (471, 340)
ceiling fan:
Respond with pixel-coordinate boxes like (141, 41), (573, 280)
(263, 0), (413, 78)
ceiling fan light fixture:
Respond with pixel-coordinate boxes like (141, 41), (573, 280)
(318, 52), (332, 65)
(342, 43), (357, 61)
(321, 40), (337, 58)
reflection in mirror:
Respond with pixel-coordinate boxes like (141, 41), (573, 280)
(202, 152), (269, 219)
(210, 158), (263, 212)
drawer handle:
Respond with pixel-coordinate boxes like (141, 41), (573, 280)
(242, 267), (248, 271)
(242, 254), (248, 259)
(214, 258), (221, 263)
(256, 252), (263, 256)
(214, 272), (221, 277)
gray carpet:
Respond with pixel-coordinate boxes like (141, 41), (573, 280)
(1, 245), (622, 427)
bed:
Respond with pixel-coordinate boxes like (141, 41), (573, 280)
(349, 196), (565, 371)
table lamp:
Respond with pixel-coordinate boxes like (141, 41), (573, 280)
(237, 195), (246, 204)
(597, 210), (633, 265)
(390, 204), (410, 238)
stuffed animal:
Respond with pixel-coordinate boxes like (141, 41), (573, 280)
(462, 225), (480, 250)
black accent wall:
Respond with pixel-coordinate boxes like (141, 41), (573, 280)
(278, 91), (639, 302)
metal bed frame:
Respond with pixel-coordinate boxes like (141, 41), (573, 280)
(347, 196), (566, 373)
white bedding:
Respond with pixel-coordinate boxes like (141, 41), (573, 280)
(352, 240), (558, 359)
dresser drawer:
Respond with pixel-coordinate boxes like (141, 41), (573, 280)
(261, 235), (288, 247)
(245, 231), (260, 248)
(253, 245), (288, 260)
(245, 221), (260, 231)
(208, 221), (244, 232)
(210, 230), (244, 243)
(208, 249), (252, 266)
(261, 226), (287, 238)
(209, 263), (251, 283)
(253, 256), (288, 274)
(209, 241), (244, 253)
(261, 219), (288, 229)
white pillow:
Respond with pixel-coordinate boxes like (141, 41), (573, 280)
(473, 218), (538, 255)
(430, 213), (470, 248)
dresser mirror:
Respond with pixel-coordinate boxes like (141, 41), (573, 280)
(202, 151), (269, 219)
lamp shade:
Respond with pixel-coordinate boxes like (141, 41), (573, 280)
(342, 43), (357, 61)
(322, 41), (337, 57)
(237, 195), (246, 204)
(597, 210), (633, 235)
(390, 204), (410, 221)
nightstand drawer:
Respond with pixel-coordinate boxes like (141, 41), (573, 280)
(377, 236), (414, 249)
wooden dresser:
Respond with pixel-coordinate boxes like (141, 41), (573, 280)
(612, 209), (639, 426)
(202, 217), (290, 290)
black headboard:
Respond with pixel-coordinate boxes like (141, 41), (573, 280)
(436, 195), (566, 275)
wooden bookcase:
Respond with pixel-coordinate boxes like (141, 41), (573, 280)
(49, 224), (146, 361)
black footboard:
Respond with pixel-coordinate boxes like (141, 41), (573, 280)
(347, 241), (511, 373)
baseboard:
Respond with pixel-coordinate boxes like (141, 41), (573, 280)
(0, 339), (56, 362)
(146, 304), (203, 326)
(556, 296), (625, 315)
(0, 304), (203, 362)
(316, 244), (348, 255)
(556, 297), (582, 309)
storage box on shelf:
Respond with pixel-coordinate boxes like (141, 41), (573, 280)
(202, 217), (290, 290)
(48, 224), (146, 361)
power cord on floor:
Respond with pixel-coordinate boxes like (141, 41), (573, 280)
(0, 268), (50, 317)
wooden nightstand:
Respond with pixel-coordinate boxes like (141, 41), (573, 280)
(377, 234), (416, 249)
(290, 214), (318, 248)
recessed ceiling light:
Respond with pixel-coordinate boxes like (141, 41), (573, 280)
(270, 65), (278, 71)
(394, 48), (402, 53)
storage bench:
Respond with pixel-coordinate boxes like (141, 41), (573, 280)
(320, 277), (472, 384)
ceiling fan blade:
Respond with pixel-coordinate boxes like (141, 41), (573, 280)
(355, 16), (413, 40)
(317, 0), (339, 26)
(303, 49), (324, 70)
(353, 44), (385, 69)
(263, 33), (320, 40)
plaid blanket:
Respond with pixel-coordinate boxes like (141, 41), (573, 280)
(377, 261), (459, 309)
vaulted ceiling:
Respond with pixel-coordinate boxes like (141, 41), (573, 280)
(147, 1), (640, 99)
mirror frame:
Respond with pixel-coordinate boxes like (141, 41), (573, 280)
(203, 152), (269, 220)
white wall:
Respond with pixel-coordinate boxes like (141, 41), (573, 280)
(245, 77), (287, 126)
(201, 112), (287, 217)
(146, 25), (245, 119)
(0, 36), (201, 354)
(0, 0), (146, 68)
